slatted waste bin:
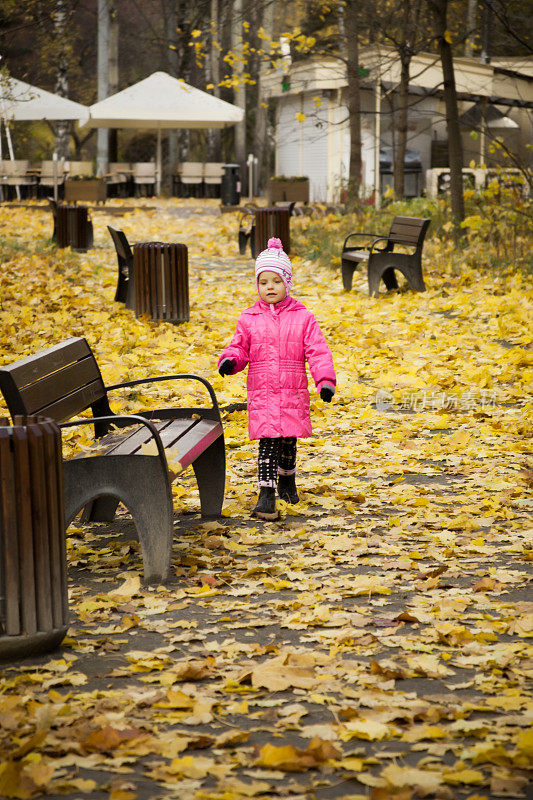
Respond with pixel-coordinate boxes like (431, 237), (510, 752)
(133, 242), (190, 323)
(56, 204), (93, 251)
(253, 207), (291, 258)
(0, 416), (69, 661)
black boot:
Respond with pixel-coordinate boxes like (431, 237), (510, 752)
(252, 487), (278, 520)
(277, 474), (299, 504)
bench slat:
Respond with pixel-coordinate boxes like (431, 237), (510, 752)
(93, 417), (200, 457)
(98, 417), (176, 456)
(12, 428), (38, 634)
(19, 357), (104, 416)
(1, 337), (91, 389)
(77, 418), (219, 473)
(166, 419), (223, 472)
(389, 218), (428, 245)
(0, 429), (22, 635)
(158, 417), (201, 451)
(34, 379), (106, 423)
(42, 421), (67, 628)
(342, 251), (369, 261)
(27, 425), (54, 632)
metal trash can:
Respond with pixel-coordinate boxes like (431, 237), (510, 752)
(221, 164), (241, 207)
(133, 242), (190, 323)
(253, 207), (291, 257)
(0, 416), (69, 661)
(56, 204), (94, 251)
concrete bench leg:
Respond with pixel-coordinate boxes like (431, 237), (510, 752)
(341, 261), (356, 291)
(382, 268), (399, 290)
(81, 495), (120, 523)
(405, 261), (426, 292)
(192, 435), (226, 517)
(63, 455), (173, 584)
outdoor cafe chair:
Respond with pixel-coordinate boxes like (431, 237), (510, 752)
(177, 162), (204, 197)
(105, 162), (132, 197)
(65, 161), (94, 179)
(39, 159), (67, 197)
(132, 162), (156, 196)
(204, 162), (225, 198)
(0, 160), (37, 199)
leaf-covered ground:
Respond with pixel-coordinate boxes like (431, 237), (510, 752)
(0, 199), (532, 800)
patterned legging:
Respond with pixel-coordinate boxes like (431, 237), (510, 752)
(258, 437), (297, 488)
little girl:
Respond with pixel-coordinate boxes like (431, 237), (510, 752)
(218, 237), (336, 519)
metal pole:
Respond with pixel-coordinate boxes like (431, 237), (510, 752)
(374, 77), (381, 209)
(156, 127), (162, 195)
(97, 0), (110, 177)
(248, 153), (253, 201)
(53, 151), (58, 202)
(4, 119), (20, 201)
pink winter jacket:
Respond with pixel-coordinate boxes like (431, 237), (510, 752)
(218, 295), (336, 439)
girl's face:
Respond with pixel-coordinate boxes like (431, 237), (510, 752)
(258, 270), (286, 304)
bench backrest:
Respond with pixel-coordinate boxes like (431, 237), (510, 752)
(66, 160), (94, 179)
(0, 338), (107, 423)
(108, 225), (133, 262)
(2, 160), (30, 176)
(40, 160), (65, 178)
(132, 162), (155, 179)
(180, 162), (204, 180)
(388, 216), (431, 248)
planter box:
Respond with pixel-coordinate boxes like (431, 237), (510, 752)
(268, 178), (309, 204)
(65, 180), (107, 203)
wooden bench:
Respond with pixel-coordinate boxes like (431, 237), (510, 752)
(341, 215), (430, 297)
(108, 225), (134, 308)
(0, 338), (225, 584)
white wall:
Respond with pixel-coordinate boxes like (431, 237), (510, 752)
(276, 95), (302, 179)
(301, 94), (330, 201)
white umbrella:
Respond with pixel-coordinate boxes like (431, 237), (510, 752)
(0, 75), (89, 122)
(0, 75), (89, 199)
(83, 71), (244, 193)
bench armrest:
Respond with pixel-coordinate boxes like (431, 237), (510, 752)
(238, 209), (255, 223)
(106, 374), (221, 417)
(59, 414), (166, 461)
(342, 231), (381, 249)
(368, 236), (392, 253)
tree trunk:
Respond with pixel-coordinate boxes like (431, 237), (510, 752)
(430, 0), (464, 227)
(166, 0), (179, 190)
(344, 0), (362, 210)
(108, 1), (118, 163)
(232, 0), (247, 191)
(206, 0), (222, 162)
(205, 0), (222, 161)
(53, 0), (70, 159)
(464, 0), (478, 56)
(394, 52), (411, 197)
(253, 0), (275, 196)
(96, 0), (110, 176)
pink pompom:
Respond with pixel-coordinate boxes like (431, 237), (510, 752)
(267, 237), (283, 250)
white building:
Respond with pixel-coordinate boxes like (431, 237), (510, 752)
(261, 46), (533, 202)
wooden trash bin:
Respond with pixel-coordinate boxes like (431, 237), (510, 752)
(253, 207), (291, 258)
(0, 416), (69, 661)
(133, 242), (190, 323)
(56, 204), (93, 250)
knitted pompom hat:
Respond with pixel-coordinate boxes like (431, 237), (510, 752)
(255, 237), (293, 292)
